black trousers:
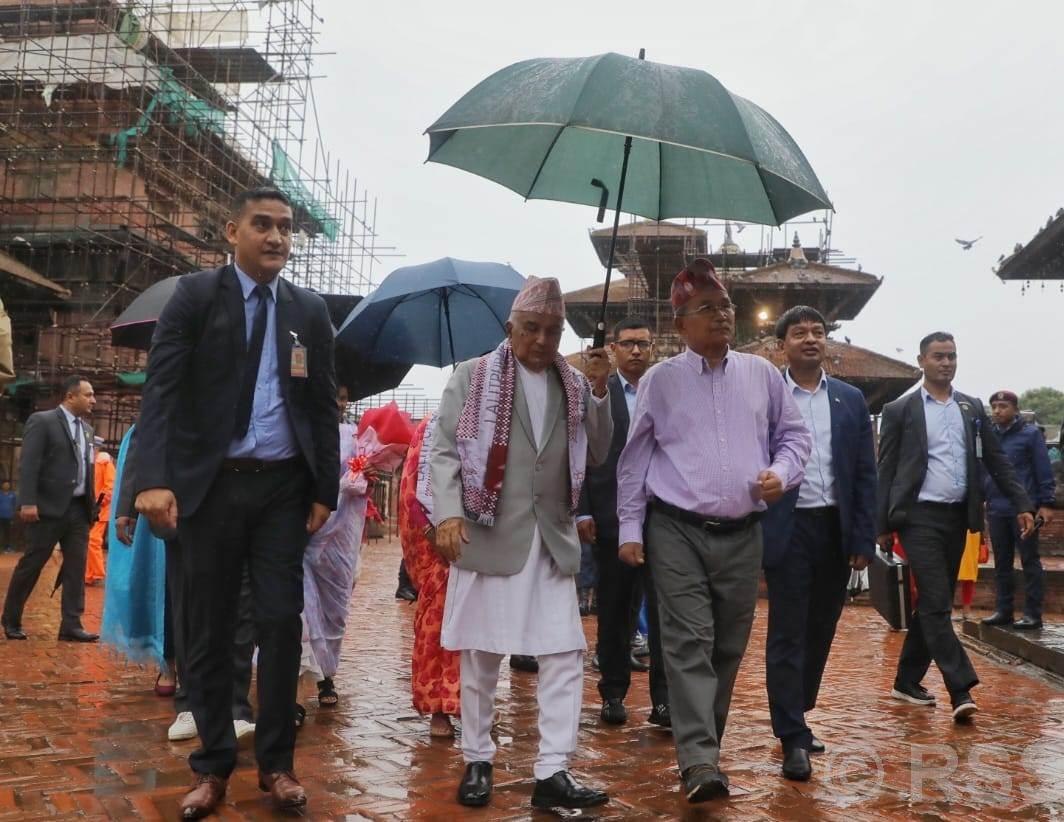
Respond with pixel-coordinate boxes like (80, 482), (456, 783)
(165, 541), (255, 721)
(764, 508), (850, 750)
(895, 502), (979, 699)
(0, 518), (12, 549)
(594, 534), (668, 707)
(178, 463), (311, 777)
(2, 501), (90, 633)
(988, 515), (1044, 621)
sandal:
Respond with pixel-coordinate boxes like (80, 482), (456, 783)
(317, 678), (339, 708)
(294, 703), (306, 729)
(154, 669), (176, 698)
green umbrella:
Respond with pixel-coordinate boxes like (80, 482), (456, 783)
(426, 50), (832, 345)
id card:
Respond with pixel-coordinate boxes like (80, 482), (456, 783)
(290, 342), (308, 378)
(974, 432), (983, 459)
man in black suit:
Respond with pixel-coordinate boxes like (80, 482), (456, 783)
(761, 307), (877, 781)
(135, 187), (339, 818)
(877, 332), (1033, 722)
(2, 375), (98, 642)
(577, 318), (669, 727)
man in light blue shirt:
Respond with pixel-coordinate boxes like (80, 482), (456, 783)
(918, 388), (967, 503)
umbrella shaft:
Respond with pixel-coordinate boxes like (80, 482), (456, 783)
(595, 134), (633, 349)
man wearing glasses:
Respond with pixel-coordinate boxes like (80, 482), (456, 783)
(577, 319), (669, 730)
(616, 259), (810, 803)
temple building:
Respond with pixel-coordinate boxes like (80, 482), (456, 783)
(565, 220), (918, 412)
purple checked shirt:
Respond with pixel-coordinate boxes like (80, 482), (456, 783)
(616, 348), (812, 546)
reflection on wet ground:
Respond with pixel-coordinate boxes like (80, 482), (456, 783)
(1, 540), (1063, 819)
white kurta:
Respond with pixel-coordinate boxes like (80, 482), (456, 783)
(441, 362), (586, 656)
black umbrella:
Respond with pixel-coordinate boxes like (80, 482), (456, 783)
(110, 278), (411, 401)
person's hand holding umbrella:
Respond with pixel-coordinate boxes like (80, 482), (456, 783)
(581, 346), (611, 398)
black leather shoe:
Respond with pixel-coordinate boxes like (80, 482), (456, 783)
(58, 628), (98, 643)
(951, 692), (978, 723)
(891, 681), (935, 705)
(809, 736), (826, 754)
(3, 624), (26, 640)
(1013, 617), (1043, 630)
(457, 761), (493, 807)
(591, 654), (600, 671)
(509, 654), (539, 673)
(629, 653), (649, 672)
(682, 765), (729, 803)
(631, 633), (650, 658)
(782, 748), (812, 781)
(981, 612), (1013, 626)
(531, 770), (608, 810)
(395, 584), (418, 602)
(600, 698), (627, 725)
(647, 703), (671, 728)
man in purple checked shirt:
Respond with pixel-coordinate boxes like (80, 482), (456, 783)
(616, 259), (811, 804)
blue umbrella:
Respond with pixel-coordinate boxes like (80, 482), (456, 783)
(336, 258), (525, 367)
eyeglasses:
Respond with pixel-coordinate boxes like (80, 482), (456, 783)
(677, 300), (734, 317)
(614, 340), (653, 351)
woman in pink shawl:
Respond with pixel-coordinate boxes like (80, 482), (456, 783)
(300, 398), (413, 706)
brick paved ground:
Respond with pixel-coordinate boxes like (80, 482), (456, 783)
(2, 539), (1063, 820)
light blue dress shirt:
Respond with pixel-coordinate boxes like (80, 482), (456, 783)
(918, 386), (967, 503)
(59, 404), (87, 497)
(227, 265), (299, 460)
(786, 369), (836, 508)
(616, 371), (638, 424)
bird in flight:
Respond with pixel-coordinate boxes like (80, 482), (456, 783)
(955, 236), (983, 251)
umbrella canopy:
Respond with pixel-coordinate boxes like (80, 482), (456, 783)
(426, 52), (831, 226)
(110, 277), (410, 401)
(336, 257), (524, 368)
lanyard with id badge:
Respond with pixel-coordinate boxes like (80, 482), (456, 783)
(289, 331), (308, 379)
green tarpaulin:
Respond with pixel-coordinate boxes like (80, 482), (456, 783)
(117, 371), (146, 386)
(270, 141), (340, 241)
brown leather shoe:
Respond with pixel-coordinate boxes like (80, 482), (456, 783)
(179, 773), (227, 819)
(258, 770), (307, 809)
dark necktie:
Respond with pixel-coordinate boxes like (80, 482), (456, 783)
(73, 418), (84, 488)
(233, 284), (271, 439)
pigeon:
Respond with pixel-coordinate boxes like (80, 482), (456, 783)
(955, 236), (982, 251)
(844, 336), (852, 344)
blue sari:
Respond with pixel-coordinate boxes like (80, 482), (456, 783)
(100, 425), (167, 665)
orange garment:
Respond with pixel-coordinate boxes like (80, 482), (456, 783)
(399, 417), (460, 717)
(84, 450), (115, 584)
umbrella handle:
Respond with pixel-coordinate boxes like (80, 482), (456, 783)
(590, 179), (609, 223)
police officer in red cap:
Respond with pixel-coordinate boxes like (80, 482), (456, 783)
(982, 390), (1055, 630)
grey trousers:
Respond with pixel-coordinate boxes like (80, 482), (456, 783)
(646, 509), (763, 773)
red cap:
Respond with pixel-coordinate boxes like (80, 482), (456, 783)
(989, 390), (1019, 407)
(670, 258), (726, 311)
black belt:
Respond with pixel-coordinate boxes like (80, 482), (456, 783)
(220, 456), (304, 474)
(651, 499), (760, 534)
(795, 505), (838, 517)
(915, 501), (966, 511)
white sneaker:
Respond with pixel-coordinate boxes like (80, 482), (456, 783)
(233, 719), (256, 740)
(168, 711), (197, 741)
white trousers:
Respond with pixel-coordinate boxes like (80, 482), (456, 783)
(460, 648), (584, 780)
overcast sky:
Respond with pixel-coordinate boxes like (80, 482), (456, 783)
(309, 0), (1063, 404)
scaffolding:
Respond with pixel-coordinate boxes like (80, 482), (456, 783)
(0, 0), (391, 476)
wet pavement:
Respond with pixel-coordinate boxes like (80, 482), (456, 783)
(2, 540), (1064, 820)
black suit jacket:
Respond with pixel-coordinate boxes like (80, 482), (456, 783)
(876, 389), (1033, 534)
(578, 373), (629, 541)
(18, 406), (95, 520)
(135, 265), (339, 517)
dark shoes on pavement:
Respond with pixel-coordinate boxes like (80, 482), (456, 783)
(394, 583), (418, 602)
(647, 703), (671, 728)
(629, 653), (649, 672)
(180, 774), (227, 819)
(457, 761), (493, 807)
(2, 622), (26, 640)
(682, 764), (729, 803)
(810, 735), (826, 754)
(1013, 616), (1043, 630)
(891, 680), (936, 706)
(981, 612), (1012, 626)
(58, 628), (98, 642)
(782, 747), (812, 781)
(600, 698), (627, 725)
(951, 692), (978, 723)
(258, 770), (307, 810)
(531, 770), (608, 810)
(509, 654), (539, 673)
